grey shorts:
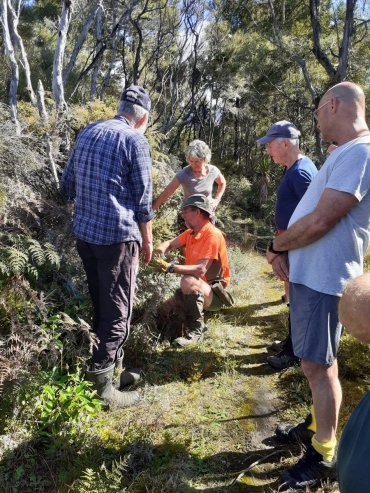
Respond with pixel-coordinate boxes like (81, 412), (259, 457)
(290, 282), (342, 365)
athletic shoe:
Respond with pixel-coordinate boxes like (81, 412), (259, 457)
(267, 350), (299, 370)
(275, 413), (314, 445)
(270, 339), (287, 352)
(280, 444), (336, 490)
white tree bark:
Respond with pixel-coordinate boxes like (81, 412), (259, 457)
(7, 0), (37, 105)
(100, 0), (118, 98)
(52, 0), (74, 114)
(0, 0), (20, 134)
(63, 0), (103, 85)
(90, 6), (103, 101)
(36, 79), (48, 122)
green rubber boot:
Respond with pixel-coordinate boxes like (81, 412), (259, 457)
(86, 363), (141, 408)
(114, 348), (141, 388)
(174, 292), (205, 347)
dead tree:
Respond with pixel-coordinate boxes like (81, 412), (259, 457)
(90, 6), (104, 101)
(7, 0), (37, 105)
(63, 0), (103, 86)
(53, 0), (74, 114)
(0, 0), (20, 133)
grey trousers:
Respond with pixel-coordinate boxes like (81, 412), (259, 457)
(77, 239), (139, 369)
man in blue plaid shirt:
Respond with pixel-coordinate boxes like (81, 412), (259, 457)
(62, 85), (153, 408)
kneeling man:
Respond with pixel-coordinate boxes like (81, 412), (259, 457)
(154, 194), (232, 346)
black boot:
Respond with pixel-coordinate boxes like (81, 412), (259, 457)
(174, 292), (205, 347)
(86, 363), (141, 408)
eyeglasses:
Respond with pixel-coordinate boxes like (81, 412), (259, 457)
(313, 100), (331, 121)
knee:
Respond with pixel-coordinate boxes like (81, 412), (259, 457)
(180, 275), (200, 294)
(301, 359), (334, 386)
(301, 360), (324, 383)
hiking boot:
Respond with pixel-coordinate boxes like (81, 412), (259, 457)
(270, 338), (288, 352)
(173, 331), (203, 347)
(275, 413), (315, 444)
(280, 444), (336, 490)
(267, 349), (299, 370)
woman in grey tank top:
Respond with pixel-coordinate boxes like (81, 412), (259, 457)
(152, 140), (226, 212)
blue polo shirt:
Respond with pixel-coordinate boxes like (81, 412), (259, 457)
(275, 156), (317, 230)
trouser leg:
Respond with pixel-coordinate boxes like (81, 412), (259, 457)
(284, 312), (294, 356)
(173, 292), (205, 347)
(77, 240), (139, 369)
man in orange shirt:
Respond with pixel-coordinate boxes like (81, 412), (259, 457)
(154, 194), (232, 346)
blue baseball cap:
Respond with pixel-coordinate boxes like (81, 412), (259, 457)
(121, 85), (151, 112)
(257, 120), (301, 144)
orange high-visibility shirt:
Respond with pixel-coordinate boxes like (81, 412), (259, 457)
(177, 222), (231, 287)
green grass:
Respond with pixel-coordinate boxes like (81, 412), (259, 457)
(2, 247), (369, 492)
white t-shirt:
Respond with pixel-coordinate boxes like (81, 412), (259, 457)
(288, 136), (370, 296)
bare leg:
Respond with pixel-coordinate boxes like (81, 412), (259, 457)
(301, 359), (342, 442)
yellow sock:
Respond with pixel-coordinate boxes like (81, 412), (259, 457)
(311, 434), (337, 462)
(307, 404), (317, 432)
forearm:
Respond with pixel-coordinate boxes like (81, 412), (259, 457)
(139, 220), (153, 245)
(274, 189), (358, 252)
(152, 190), (170, 211)
(273, 213), (331, 252)
(214, 184), (226, 203)
(171, 263), (206, 277)
(156, 240), (173, 255)
(152, 178), (180, 211)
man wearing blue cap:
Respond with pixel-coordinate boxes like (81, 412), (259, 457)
(61, 85), (153, 408)
(257, 120), (317, 370)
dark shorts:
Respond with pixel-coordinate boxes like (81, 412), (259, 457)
(289, 282), (342, 365)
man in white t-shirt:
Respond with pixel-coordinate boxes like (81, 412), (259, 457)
(266, 81), (370, 490)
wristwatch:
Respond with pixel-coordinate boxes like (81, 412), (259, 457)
(167, 262), (176, 274)
(268, 239), (288, 255)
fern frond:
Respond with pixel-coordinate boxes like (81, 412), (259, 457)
(7, 247), (28, 274)
(27, 239), (45, 266)
(0, 260), (10, 275)
(26, 264), (39, 280)
(44, 243), (60, 269)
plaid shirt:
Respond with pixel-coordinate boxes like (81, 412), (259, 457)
(61, 116), (153, 245)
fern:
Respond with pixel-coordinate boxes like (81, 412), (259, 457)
(7, 247), (28, 274)
(70, 458), (128, 493)
(0, 235), (60, 280)
(44, 242), (60, 268)
(26, 264), (39, 280)
(0, 260), (9, 276)
(27, 238), (45, 266)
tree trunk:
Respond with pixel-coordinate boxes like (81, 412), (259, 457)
(63, 0), (102, 85)
(7, 0), (37, 105)
(36, 79), (48, 122)
(0, 0), (20, 133)
(90, 6), (103, 101)
(52, 0), (73, 114)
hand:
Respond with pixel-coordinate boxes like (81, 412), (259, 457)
(153, 247), (165, 257)
(266, 247), (279, 265)
(271, 253), (289, 282)
(141, 241), (153, 265)
(150, 256), (169, 273)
